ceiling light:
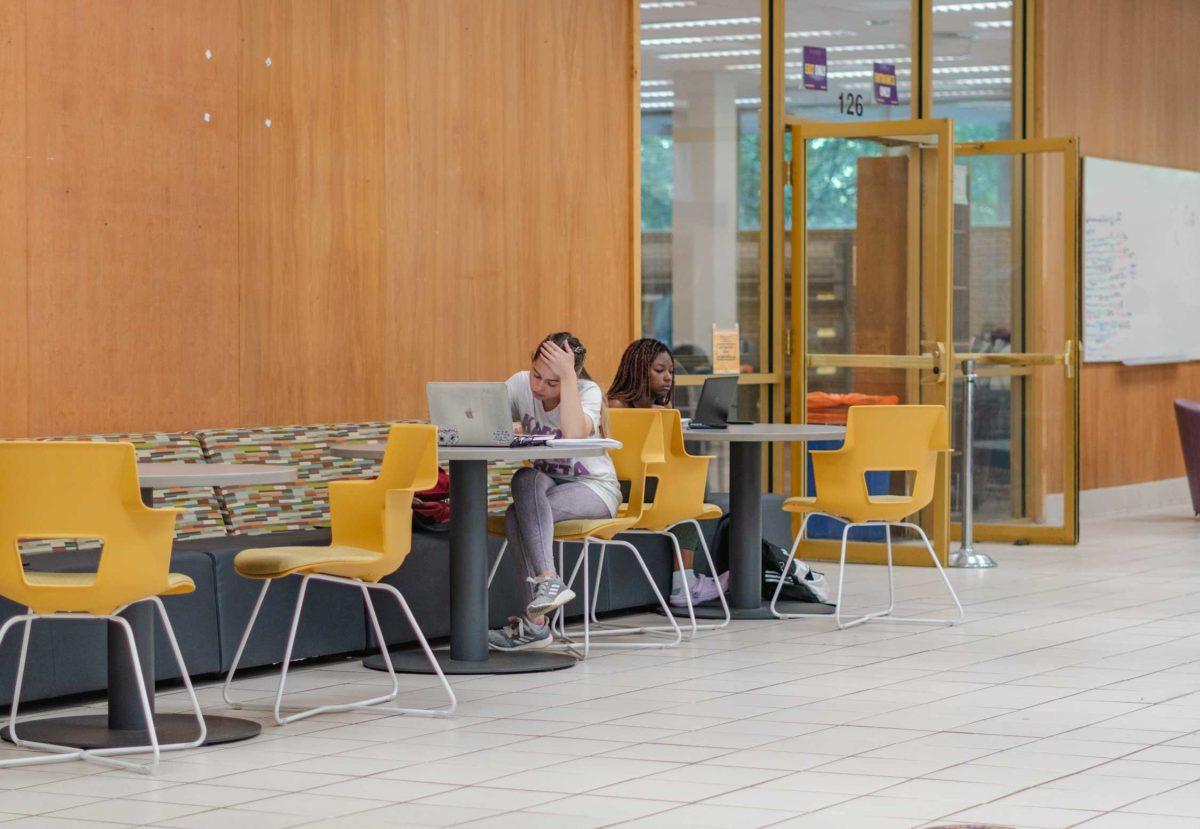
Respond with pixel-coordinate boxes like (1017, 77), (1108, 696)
(821, 42), (907, 52)
(642, 33), (760, 46)
(735, 97), (761, 106)
(939, 76), (1011, 85)
(933, 1), (1012, 11)
(641, 79), (672, 87)
(640, 90), (675, 98)
(784, 29), (856, 38)
(642, 16), (760, 30)
(640, 100), (676, 110)
(640, 1), (697, 8)
(659, 48), (759, 60)
(933, 63), (1010, 74)
(973, 19), (1013, 28)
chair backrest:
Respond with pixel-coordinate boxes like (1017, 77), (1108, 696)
(1175, 399), (1200, 514)
(635, 409), (714, 530)
(607, 409), (667, 522)
(328, 423), (440, 579)
(0, 441), (178, 614)
(811, 404), (949, 523)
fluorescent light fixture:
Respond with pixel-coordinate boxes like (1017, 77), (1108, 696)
(642, 16), (759, 30)
(734, 97), (761, 106)
(640, 1), (697, 8)
(933, 1), (1012, 11)
(973, 19), (1013, 28)
(784, 29), (856, 38)
(640, 100), (676, 110)
(939, 76), (1011, 85)
(659, 48), (760, 60)
(642, 33), (760, 46)
(640, 90), (675, 98)
(933, 63), (1010, 74)
(822, 42), (906, 52)
(641, 79), (672, 87)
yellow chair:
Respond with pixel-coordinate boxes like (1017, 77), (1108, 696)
(221, 424), (456, 724)
(773, 405), (964, 629)
(587, 409), (729, 638)
(0, 441), (205, 773)
(486, 409), (680, 657)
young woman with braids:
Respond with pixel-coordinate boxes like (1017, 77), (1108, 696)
(487, 332), (621, 651)
(608, 338), (728, 607)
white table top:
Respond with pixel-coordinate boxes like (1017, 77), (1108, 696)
(331, 442), (612, 463)
(682, 423), (846, 443)
(136, 462), (297, 489)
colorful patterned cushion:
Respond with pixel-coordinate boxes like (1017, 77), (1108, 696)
(195, 422), (391, 535)
(488, 460), (522, 512)
(17, 432), (228, 551)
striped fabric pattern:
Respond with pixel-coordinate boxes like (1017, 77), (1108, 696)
(195, 422), (391, 534)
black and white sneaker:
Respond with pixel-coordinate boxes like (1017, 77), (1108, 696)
(488, 616), (552, 651)
(525, 576), (575, 617)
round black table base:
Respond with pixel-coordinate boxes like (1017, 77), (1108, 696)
(363, 649), (576, 675)
(1, 713), (261, 750)
(664, 599), (837, 620)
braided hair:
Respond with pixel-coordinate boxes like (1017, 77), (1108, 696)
(533, 331), (608, 436)
(608, 338), (674, 408)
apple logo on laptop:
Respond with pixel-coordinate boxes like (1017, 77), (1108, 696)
(465, 408), (474, 419)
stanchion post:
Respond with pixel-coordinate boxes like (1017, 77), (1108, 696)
(950, 358), (997, 569)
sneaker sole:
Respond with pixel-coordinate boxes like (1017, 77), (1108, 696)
(526, 587), (576, 617)
(487, 635), (553, 652)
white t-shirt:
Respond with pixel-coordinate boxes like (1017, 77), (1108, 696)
(506, 371), (621, 517)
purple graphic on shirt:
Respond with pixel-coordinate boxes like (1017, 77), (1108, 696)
(521, 413), (594, 477)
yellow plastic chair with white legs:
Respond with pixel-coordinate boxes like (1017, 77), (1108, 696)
(222, 423), (456, 724)
(587, 409), (730, 639)
(0, 441), (206, 773)
(771, 405), (964, 630)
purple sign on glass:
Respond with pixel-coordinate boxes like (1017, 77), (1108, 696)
(802, 46), (827, 91)
(874, 62), (898, 105)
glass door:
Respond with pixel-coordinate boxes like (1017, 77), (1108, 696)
(786, 117), (955, 565)
(950, 137), (1081, 545)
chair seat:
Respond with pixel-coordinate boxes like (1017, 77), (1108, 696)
(22, 571), (195, 596)
(552, 516), (641, 541)
(233, 545), (381, 579)
(783, 494), (915, 522)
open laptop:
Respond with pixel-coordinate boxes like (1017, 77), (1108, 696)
(687, 375), (751, 429)
(426, 382), (552, 447)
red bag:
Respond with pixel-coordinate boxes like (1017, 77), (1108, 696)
(412, 467), (450, 531)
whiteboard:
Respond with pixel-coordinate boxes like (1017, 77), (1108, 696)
(1083, 156), (1200, 364)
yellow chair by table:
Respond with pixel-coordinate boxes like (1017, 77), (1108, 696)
(486, 409), (680, 657)
(222, 424), (456, 724)
(0, 442), (205, 772)
(587, 408), (730, 638)
(772, 405), (964, 629)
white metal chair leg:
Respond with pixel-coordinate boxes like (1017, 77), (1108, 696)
(686, 520), (731, 630)
(888, 521), (965, 626)
(770, 513), (826, 620)
(222, 579), (271, 708)
(487, 540), (508, 589)
(0, 601), (205, 773)
(556, 539), (681, 651)
(227, 574), (457, 725)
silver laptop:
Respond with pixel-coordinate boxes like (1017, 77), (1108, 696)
(426, 382), (551, 447)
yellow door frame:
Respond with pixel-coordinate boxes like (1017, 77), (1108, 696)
(786, 116), (956, 567)
(951, 136), (1081, 545)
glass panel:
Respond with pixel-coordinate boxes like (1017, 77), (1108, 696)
(950, 150), (1069, 532)
(640, 1), (764, 373)
(931, 0), (1015, 140)
(783, 1), (915, 122)
(676, 384), (764, 491)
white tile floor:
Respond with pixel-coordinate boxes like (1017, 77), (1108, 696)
(4, 506), (1200, 828)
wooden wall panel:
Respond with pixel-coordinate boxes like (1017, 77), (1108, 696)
(1040, 0), (1200, 489)
(238, 0), (387, 425)
(23, 0), (240, 436)
(0, 0), (28, 438)
(383, 0), (633, 419)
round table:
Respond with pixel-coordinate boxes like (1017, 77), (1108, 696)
(332, 442), (613, 674)
(681, 424), (845, 620)
(3, 463), (296, 750)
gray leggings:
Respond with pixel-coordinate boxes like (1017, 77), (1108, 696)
(505, 467), (611, 604)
